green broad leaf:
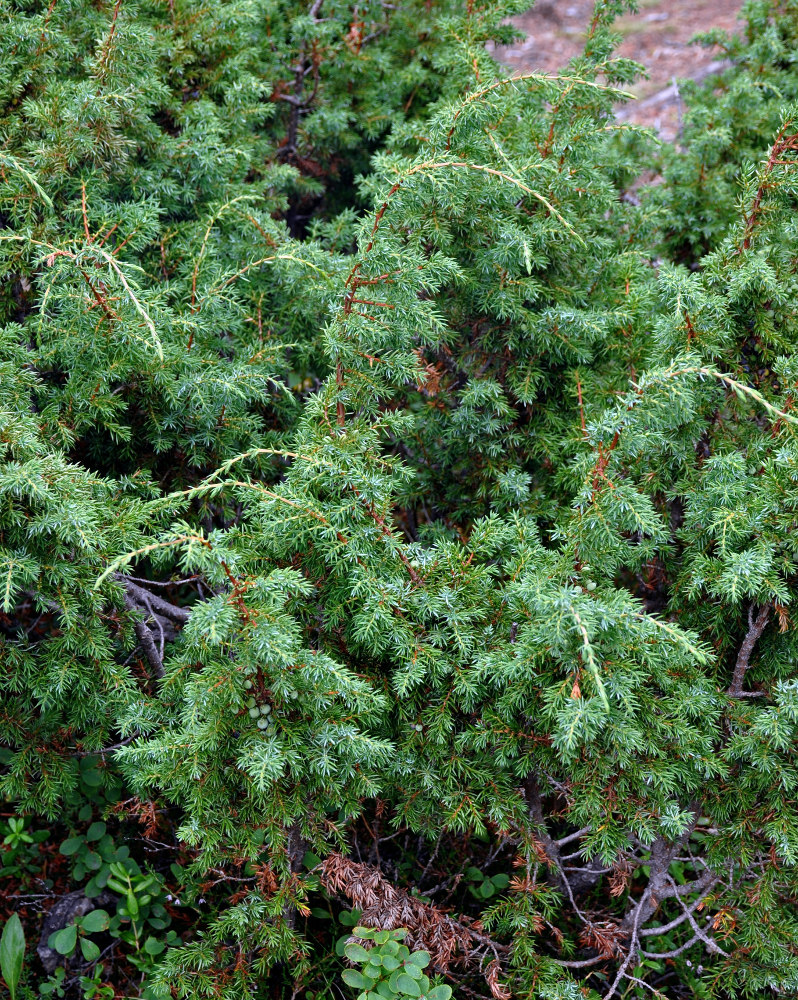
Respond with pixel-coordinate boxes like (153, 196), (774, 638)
(83, 877), (103, 899)
(303, 851), (322, 870)
(79, 910), (110, 934)
(374, 930), (390, 945)
(0, 913), (25, 1000)
(97, 835), (114, 857)
(376, 982), (394, 1000)
(336, 935), (350, 957)
(342, 970), (371, 989)
(80, 768), (103, 788)
(85, 822), (106, 842)
(126, 893), (139, 917)
(353, 926), (375, 940)
(491, 874), (509, 889)
(310, 908), (331, 920)
(344, 942), (371, 962)
(381, 955), (401, 971)
(59, 837), (84, 856)
(402, 963), (423, 980)
(383, 940), (400, 956)
(79, 938), (101, 963)
(50, 924), (77, 956)
(406, 952), (430, 969)
(144, 936), (165, 955)
(479, 882), (495, 899)
(396, 974), (422, 997)
(426, 987), (452, 1000)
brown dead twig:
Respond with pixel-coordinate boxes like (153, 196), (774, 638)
(318, 853), (510, 995)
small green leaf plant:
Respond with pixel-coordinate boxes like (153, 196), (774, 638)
(335, 908), (365, 956)
(106, 860), (180, 971)
(59, 820), (132, 896)
(39, 964), (114, 1000)
(342, 927), (451, 1000)
(48, 908), (110, 965)
(46, 849), (179, 978)
(0, 913), (25, 1000)
(1, 815), (49, 880)
(465, 867), (510, 902)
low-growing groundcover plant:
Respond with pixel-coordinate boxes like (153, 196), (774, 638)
(2, 0), (798, 997)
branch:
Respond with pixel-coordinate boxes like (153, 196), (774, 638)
(124, 574), (200, 588)
(117, 575), (191, 623)
(639, 934), (702, 960)
(555, 826), (591, 847)
(728, 602), (771, 697)
(131, 617), (164, 679)
(117, 575), (192, 680)
(550, 955), (608, 968)
(621, 809), (702, 929)
(639, 878), (718, 938)
(663, 874), (728, 957)
(71, 735), (138, 757)
(604, 883), (649, 999)
(522, 775), (599, 916)
(608, 814), (702, 998)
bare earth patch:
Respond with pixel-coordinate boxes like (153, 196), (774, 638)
(491, 0), (743, 140)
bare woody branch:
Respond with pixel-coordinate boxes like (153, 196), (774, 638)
(728, 602), (771, 697)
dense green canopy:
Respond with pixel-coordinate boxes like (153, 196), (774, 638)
(2, 1), (798, 998)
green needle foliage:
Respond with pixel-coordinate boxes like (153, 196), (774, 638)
(2, 0), (798, 998)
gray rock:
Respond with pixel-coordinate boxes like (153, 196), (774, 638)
(37, 890), (114, 974)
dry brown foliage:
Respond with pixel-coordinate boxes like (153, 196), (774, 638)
(608, 858), (633, 898)
(578, 919), (626, 959)
(484, 959), (511, 1000)
(413, 348), (445, 397)
(318, 852), (509, 990)
(109, 795), (161, 838)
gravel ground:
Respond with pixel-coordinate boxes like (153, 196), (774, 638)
(491, 0), (744, 140)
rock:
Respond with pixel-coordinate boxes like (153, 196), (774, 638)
(37, 890), (114, 974)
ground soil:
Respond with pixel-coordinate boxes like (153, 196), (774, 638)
(491, 0), (744, 140)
